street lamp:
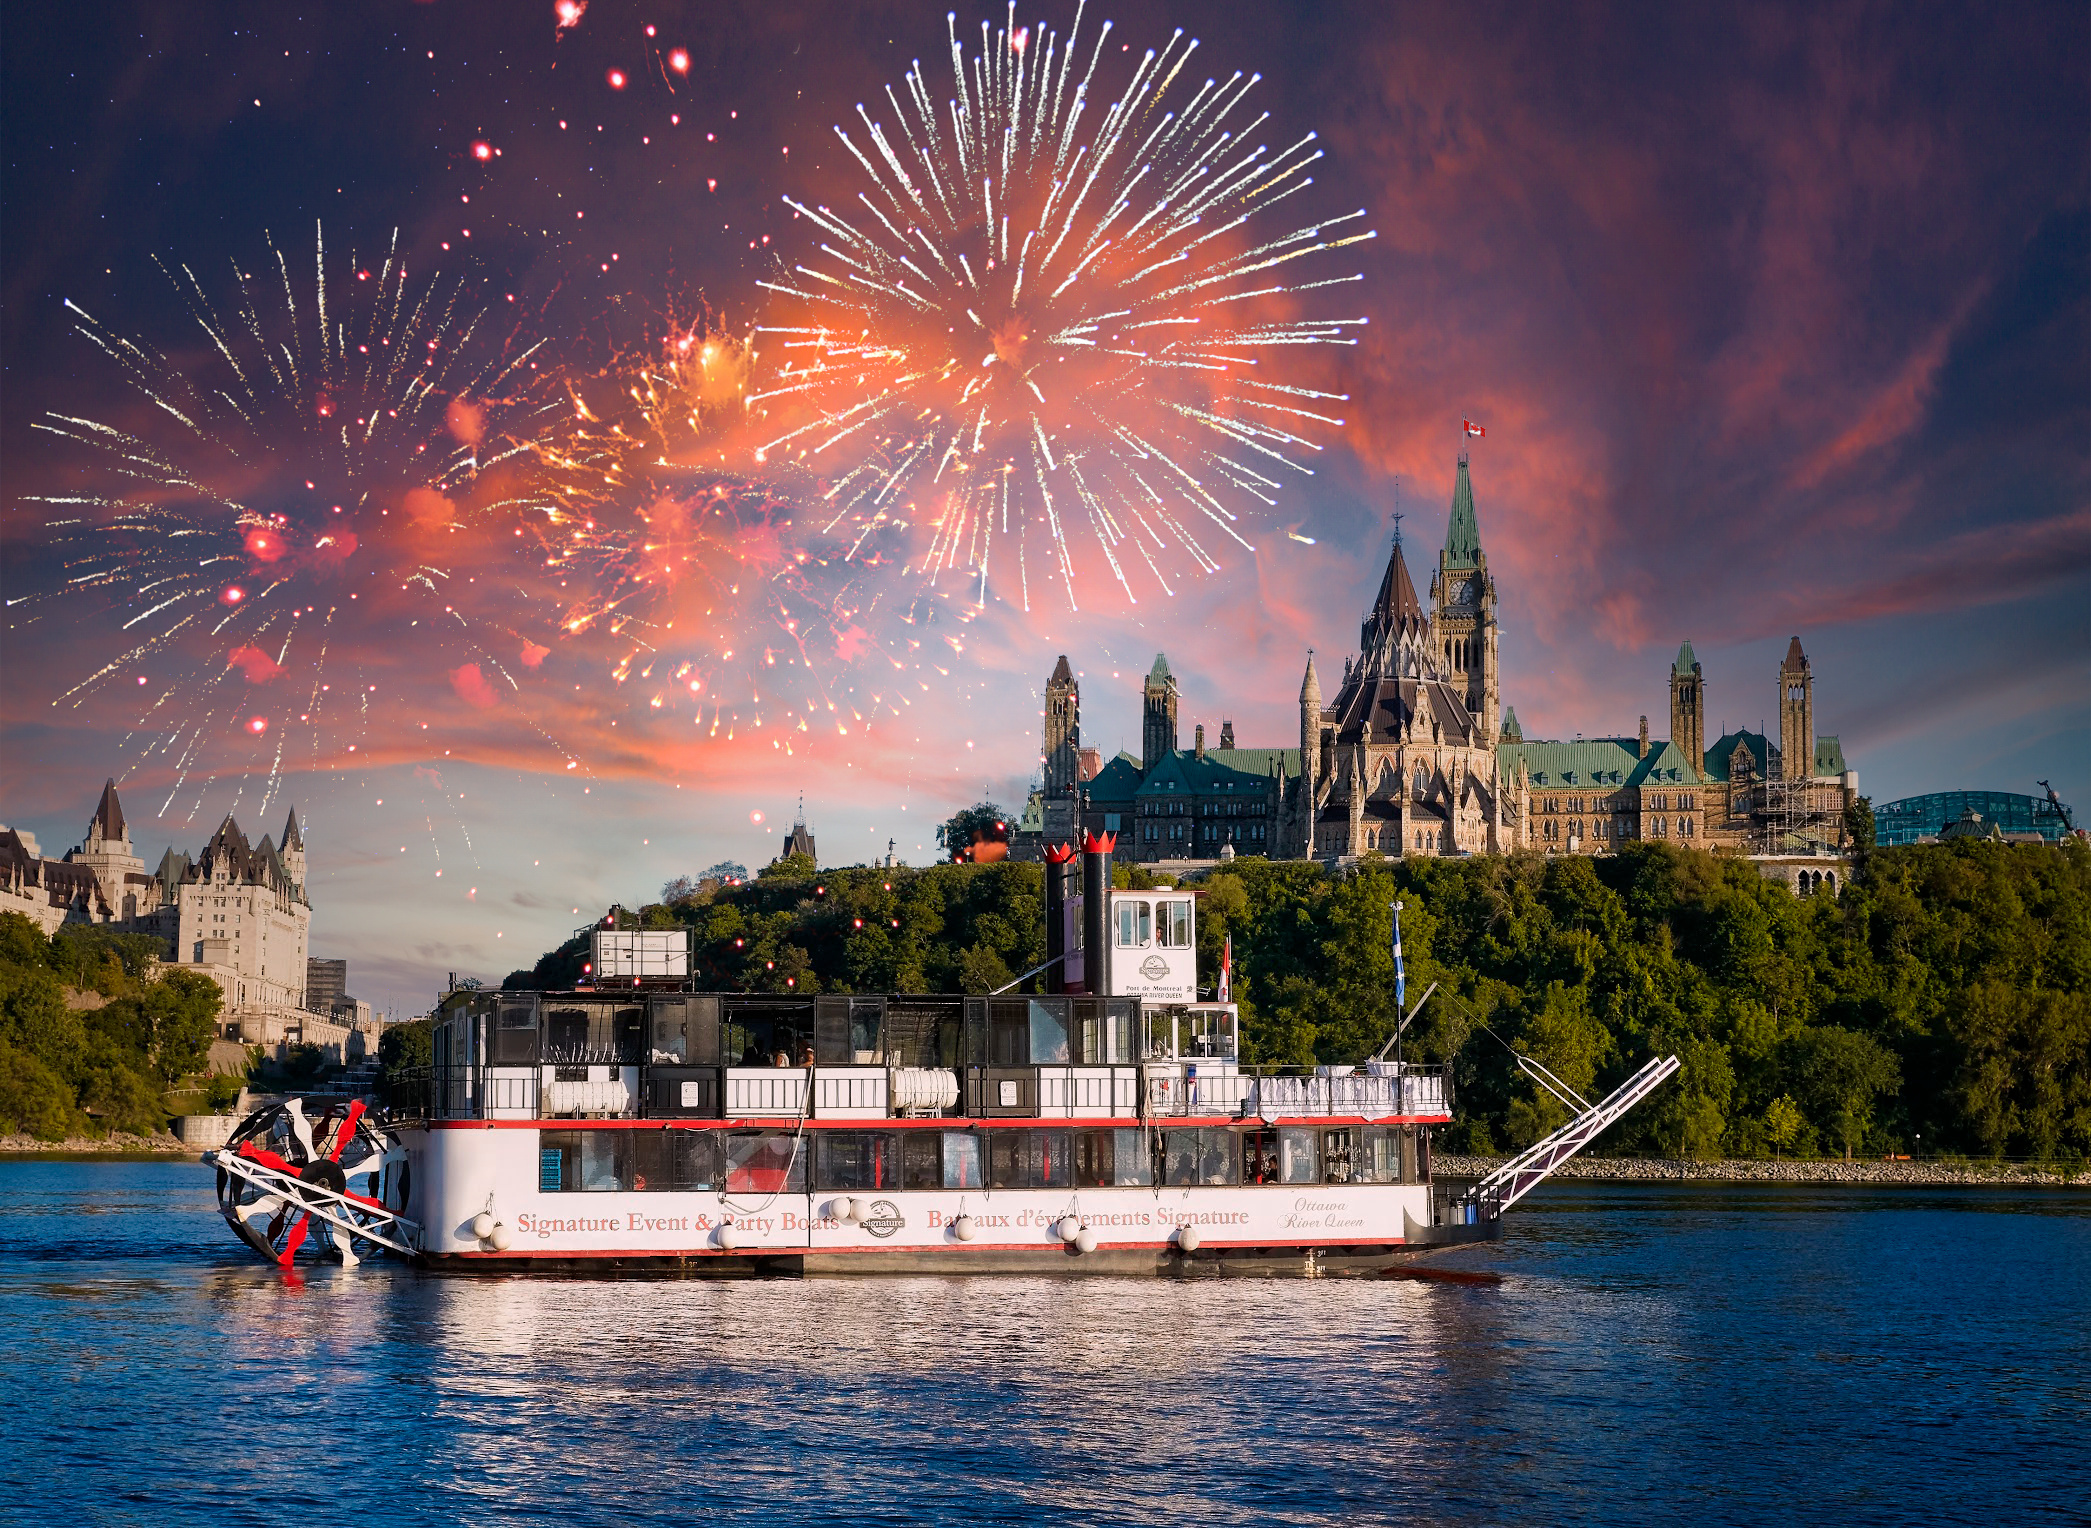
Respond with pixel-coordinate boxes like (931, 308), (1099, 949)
(1914, 1133), (1922, 1161)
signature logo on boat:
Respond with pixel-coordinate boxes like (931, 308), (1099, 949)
(1139, 955), (1170, 980)
(862, 1200), (905, 1238)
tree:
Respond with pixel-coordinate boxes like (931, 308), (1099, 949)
(1845, 794), (1876, 852)
(937, 802), (1011, 861)
(137, 968), (221, 1083)
(1763, 1095), (1804, 1158)
(378, 1019), (433, 1111)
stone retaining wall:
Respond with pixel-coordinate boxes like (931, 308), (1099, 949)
(1432, 1153), (2081, 1187)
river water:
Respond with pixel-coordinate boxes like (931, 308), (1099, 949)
(2, 1161), (2083, 1525)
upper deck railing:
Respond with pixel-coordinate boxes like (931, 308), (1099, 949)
(397, 1059), (1451, 1126)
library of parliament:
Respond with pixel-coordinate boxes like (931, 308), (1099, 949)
(1017, 456), (1856, 867)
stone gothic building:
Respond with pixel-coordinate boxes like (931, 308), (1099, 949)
(1013, 453), (1855, 866)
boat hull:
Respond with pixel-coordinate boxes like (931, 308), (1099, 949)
(403, 1123), (1498, 1276)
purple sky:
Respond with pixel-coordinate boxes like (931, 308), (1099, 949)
(3, 1), (2085, 1015)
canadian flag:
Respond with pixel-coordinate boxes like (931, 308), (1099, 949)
(1464, 418), (1486, 438)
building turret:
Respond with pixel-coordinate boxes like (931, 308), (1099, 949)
(1042, 656), (1080, 797)
(1430, 454), (1499, 741)
(1358, 539), (1435, 681)
(66, 778), (146, 917)
(1141, 654), (1179, 771)
(279, 806), (306, 890)
(1670, 640), (1705, 771)
(1778, 637), (1813, 781)
(1299, 651), (1322, 850)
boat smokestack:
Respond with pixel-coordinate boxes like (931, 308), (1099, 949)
(1043, 843), (1078, 995)
(1081, 830), (1116, 997)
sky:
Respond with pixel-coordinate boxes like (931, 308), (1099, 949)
(2, 0), (2085, 1015)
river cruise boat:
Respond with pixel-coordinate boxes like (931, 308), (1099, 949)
(208, 840), (1676, 1275)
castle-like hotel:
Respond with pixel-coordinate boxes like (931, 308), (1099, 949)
(1018, 456), (1856, 877)
(1, 784), (378, 1059)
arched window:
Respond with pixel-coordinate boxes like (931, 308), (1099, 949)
(1413, 764), (1427, 797)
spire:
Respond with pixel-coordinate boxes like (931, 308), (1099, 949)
(1358, 540), (1432, 677)
(281, 805), (303, 851)
(1442, 457), (1482, 569)
(1146, 652), (1172, 684)
(1673, 639), (1700, 675)
(1300, 650), (1321, 703)
(1049, 654), (1073, 685)
(1783, 635), (1808, 671)
(92, 779), (125, 842)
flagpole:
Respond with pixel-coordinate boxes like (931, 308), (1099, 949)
(1390, 900), (1406, 1072)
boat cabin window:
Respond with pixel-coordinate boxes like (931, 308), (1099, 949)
(1115, 900), (1152, 948)
(941, 1131), (982, 1189)
(1160, 1128), (1239, 1186)
(1072, 1128), (1154, 1187)
(987, 1128), (1073, 1189)
(725, 1131), (806, 1194)
(543, 1001), (645, 1064)
(815, 1132), (898, 1192)
(988, 998), (1071, 1066)
(724, 1001), (813, 1069)
(1320, 1129), (1357, 1184)
(1280, 1128), (1322, 1184)
(492, 999), (538, 1064)
(1155, 899), (1193, 949)
(539, 1129), (724, 1192)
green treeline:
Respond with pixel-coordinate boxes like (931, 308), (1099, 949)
(0, 912), (232, 1139)
(505, 839), (2090, 1162)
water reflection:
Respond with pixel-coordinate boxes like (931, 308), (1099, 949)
(3, 1164), (2085, 1526)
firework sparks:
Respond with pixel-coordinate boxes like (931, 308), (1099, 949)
(528, 302), (926, 754)
(751, 1), (1368, 613)
(24, 225), (578, 820)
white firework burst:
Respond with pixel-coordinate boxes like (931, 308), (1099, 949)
(751, 1), (1371, 612)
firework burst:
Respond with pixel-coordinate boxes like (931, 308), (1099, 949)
(528, 303), (928, 751)
(22, 225), (575, 820)
(751, 0), (1370, 613)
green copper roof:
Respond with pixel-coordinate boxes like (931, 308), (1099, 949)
(1674, 639), (1699, 674)
(1701, 730), (1770, 783)
(1443, 458), (1482, 568)
(1500, 737), (1703, 789)
(1500, 706), (1523, 742)
(1814, 737), (1847, 778)
(1147, 652), (1172, 681)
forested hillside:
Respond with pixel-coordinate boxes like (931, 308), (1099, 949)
(506, 840), (2089, 1163)
(0, 913), (229, 1139)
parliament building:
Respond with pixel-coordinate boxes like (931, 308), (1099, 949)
(1015, 456), (1856, 867)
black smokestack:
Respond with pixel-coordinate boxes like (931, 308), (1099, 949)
(1044, 843), (1077, 995)
(1081, 831), (1116, 997)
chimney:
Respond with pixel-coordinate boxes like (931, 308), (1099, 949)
(1195, 723), (1206, 760)
(1638, 716), (1649, 758)
(1043, 843), (1078, 995)
(1080, 832), (1117, 997)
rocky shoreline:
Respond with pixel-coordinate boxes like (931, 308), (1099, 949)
(1433, 1153), (2082, 1187)
(1, 1133), (194, 1158)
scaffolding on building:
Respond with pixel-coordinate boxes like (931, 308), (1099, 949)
(1737, 777), (1848, 856)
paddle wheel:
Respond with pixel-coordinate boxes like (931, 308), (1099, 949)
(207, 1099), (419, 1266)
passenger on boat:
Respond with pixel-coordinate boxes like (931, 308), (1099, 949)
(798, 1043), (816, 1069)
(771, 1050), (792, 1068)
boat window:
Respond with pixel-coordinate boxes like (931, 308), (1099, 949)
(1241, 1128), (1279, 1184)
(1027, 999), (1070, 1065)
(1155, 899), (1193, 949)
(1112, 1128), (1155, 1186)
(898, 1130), (943, 1190)
(630, 1129), (723, 1191)
(1279, 1127), (1322, 1185)
(816, 1131), (897, 1192)
(580, 1130), (627, 1191)
(988, 1000), (1029, 1066)
(1161, 1128), (1239, 1186)
(647, 998), (689, 1062)
(725, 1132), (805, 1194)
(941, 1131), (982, 1189)
(1115, 899), (1151, 948)
(1073, 1129), (1113, 1186)
(1354, 1129), (1402, 1184)
(987, 1128), (1073, 1189)
(539, 1130), (579, 1191)
(1319, 1129), (1357, 1184)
